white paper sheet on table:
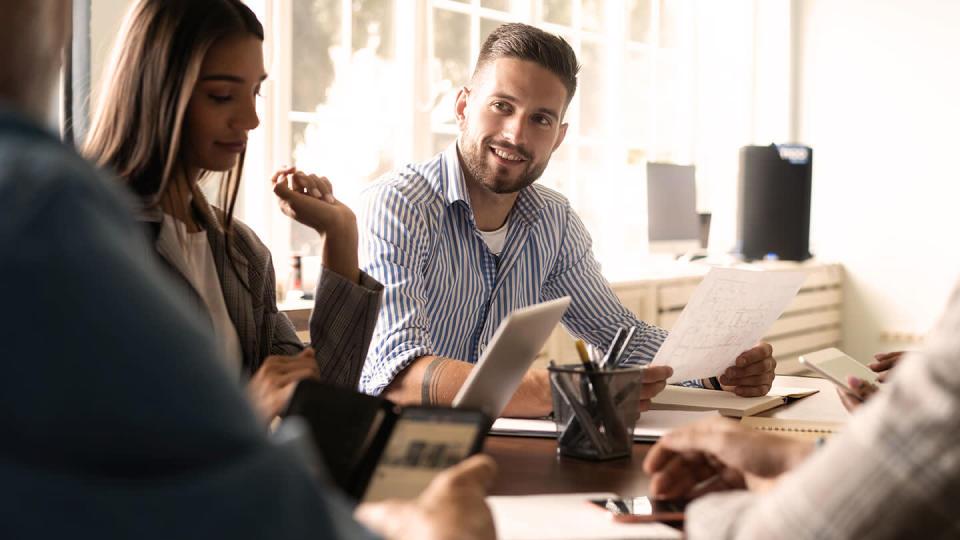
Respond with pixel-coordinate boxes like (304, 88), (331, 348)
(651, 268), (807, 383)
(491, 409), (721, 441)
(488, 493), (682, 540)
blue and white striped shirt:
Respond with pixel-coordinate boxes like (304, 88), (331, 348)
(358, 143), (678, 396)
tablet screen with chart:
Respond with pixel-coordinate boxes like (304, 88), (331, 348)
(362, 408), (487, 503)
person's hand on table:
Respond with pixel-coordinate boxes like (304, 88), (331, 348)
(643, 417), (814, 500)
(718, 342), (776, 397)
(837, 375), (880, 412)
(355, 454), (497, 540)
(246, 348), (320, 421)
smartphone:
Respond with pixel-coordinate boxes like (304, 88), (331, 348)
(361, 407), (488, 503)
(798, 347), (880, 395)
(588, 497), (685, 524)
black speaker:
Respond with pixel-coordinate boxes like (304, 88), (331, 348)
(737, 144), (813, 261)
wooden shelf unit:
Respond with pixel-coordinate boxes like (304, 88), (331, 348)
(280, 262), (844, 377)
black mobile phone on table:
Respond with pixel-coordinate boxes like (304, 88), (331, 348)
(588, 496), (686, 524)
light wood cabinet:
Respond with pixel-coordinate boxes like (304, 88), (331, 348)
(282, 261), (843, 377)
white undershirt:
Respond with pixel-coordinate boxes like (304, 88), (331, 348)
(477, 222), (509, 256)
(157, 215), (244, 377)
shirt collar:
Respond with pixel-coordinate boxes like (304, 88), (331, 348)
(439, 140), (547, 227)
(440, 142), (470, 208)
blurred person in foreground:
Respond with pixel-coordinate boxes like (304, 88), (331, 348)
(643, 292), (960, 538)
(84, 0), (382, 422)
(0, 2), (494, 539)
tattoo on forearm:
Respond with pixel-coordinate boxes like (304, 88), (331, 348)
(421, 358), (451, 405)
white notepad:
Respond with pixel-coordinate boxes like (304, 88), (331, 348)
(488, 493), (682, 540)
(740, 416), (844, 441)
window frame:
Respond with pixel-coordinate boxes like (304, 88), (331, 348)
(246, 0), (790, 278)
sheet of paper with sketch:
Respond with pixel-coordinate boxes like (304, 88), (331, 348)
(651, 267), (807, 383)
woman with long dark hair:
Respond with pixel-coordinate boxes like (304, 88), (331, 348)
(84, 0), (382, 420)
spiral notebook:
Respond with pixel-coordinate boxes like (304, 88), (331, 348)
(740, 417), (844, 442)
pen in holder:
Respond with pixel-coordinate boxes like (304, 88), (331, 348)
(548, 364), (647, 460)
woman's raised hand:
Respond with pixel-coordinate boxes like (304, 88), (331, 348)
(271, 167), (353, 233)
(272, 167), (360, 283)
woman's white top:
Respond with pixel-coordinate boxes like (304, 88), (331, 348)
(156, 214), (244, 377)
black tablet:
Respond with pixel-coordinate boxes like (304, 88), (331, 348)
(360, 407), (488, 502)
(283, 381), (488, 501)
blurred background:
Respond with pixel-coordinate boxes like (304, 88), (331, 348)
(72, 0), (960, 365)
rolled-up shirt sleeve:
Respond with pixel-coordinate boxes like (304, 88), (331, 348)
(358, 181), (435, 395)
(542, 202), (668, 361)
(541, 203), (703, 388)
(683, 289), (960, 538)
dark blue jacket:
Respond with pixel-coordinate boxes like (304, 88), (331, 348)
(0, 108), (376, 539)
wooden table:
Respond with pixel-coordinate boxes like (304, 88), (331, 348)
(485, 375), (848, 497)
(485, 436), (652, 496)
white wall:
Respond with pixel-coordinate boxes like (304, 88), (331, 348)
(698, 0), (793, 254)
(798, 0), (960, 360)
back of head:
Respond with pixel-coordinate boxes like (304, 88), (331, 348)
(472, 23), (580, 108)
(0, 2), (70, 122)
(82, 0), (263, 204)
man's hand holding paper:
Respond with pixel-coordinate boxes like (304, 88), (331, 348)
(634, 365), (674, 412)
(650, 268), (807, 394)
(718, 342), (777, 397)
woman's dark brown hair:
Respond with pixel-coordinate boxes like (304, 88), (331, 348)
(84, 0), (263, 235)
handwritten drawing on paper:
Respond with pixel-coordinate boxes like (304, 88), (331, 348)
(651, 268), (807, 383)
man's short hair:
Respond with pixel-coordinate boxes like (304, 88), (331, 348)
(472, 23), (580, 106)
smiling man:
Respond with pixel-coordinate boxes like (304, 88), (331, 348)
(358, 23), (776, 417)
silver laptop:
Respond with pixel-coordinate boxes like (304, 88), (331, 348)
(452, 297), (572, 419)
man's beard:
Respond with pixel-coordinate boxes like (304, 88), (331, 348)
(461, 137), (548, 194)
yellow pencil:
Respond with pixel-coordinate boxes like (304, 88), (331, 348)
(575, 339), (592, 367)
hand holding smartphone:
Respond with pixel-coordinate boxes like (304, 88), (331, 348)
(798, 348), (880, 397)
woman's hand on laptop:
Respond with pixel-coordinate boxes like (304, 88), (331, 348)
(718, 342), (776, 397)
(355, 454), (497, 540)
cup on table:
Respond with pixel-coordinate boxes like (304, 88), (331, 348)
(548, 364), (646, 461)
